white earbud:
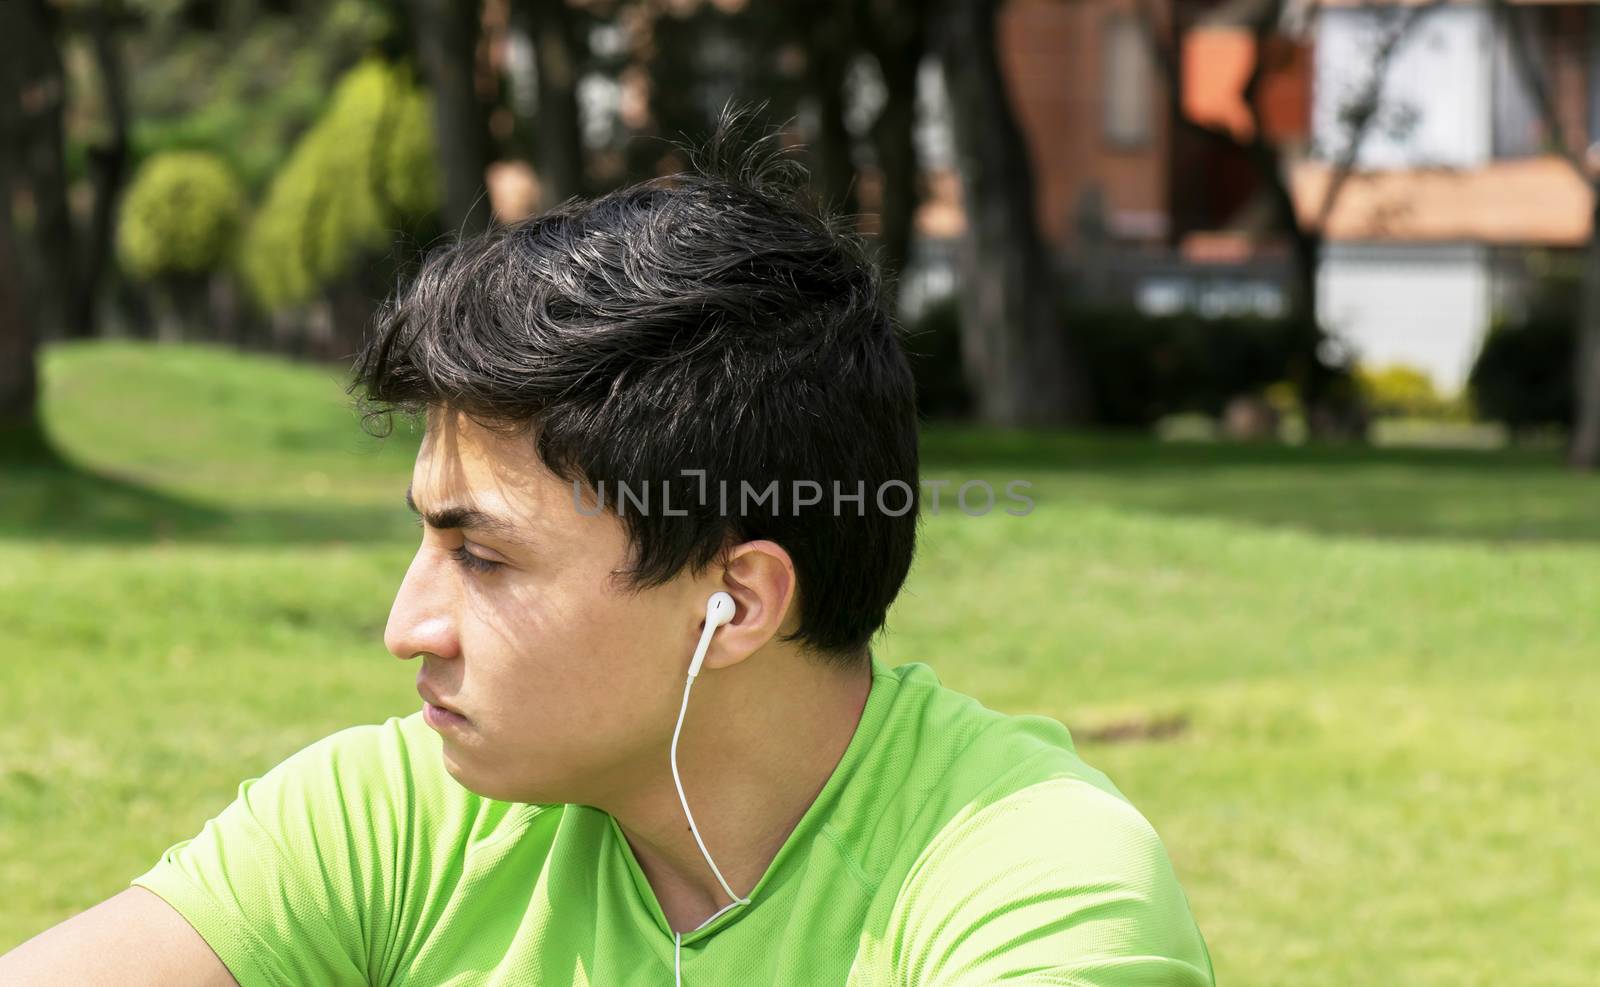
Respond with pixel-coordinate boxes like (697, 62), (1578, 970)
(705, 591), (736, 628)
(687, 592), (736, 679)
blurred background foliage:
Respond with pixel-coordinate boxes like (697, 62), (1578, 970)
(117, 150), (246, 279)
(7, 0), (1597, 460)
(240, 57), (440, 310)
(101, 0), (402, 192)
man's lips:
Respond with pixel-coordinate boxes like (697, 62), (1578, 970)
(416, 679), (467, 720)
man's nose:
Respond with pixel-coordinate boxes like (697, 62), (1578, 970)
(384, 550), (460, 662)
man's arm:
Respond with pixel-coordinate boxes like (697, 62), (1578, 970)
(7, 720), (414, 987)
(0, 887), (239, 987)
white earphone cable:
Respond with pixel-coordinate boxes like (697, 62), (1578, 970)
(670, 681), (748, 907)
(670, 607), (751, 985)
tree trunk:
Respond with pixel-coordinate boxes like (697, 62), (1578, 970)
(1287, 222), (1325, 401)
(6, 0), (77, 344)
(0, 0), (67, 461)
(328, 264), (389, 363)
(936, 0), (1091, 424)
(68, 0), (131, 341)
(862, 0), (928, 313)
(1569, 197), (1600, 469)
(514, 0), (587, 208)
(794, 2), (860, 219)
(152, 280), (188, 343)
(0, 175), (43, 452)
(1262, 144), (1317, 324)
(410, 0), (493, 237)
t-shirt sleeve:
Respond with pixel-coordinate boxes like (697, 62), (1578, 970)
(885, 778), (1215, 987)
(129, 722), (405, 987)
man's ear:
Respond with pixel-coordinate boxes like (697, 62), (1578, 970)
(698, 539), (798, 672)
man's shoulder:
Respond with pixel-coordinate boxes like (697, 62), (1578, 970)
(877, 660), (1125, 803)
(882, 775), (1214, 985)
(267, 712), (442, 796)
(916, 776), (1170, 882)
(847, 661), (1162, 882)
(899, 681), (1158, 873)
(312, 711), (438, 763)
(865, 665), (1212, 984)
(127, 715), (556, 986)
(246, 712), (547, 842)
(870, 662), (1197, 905)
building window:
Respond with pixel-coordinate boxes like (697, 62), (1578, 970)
(1104, 14), (1154, 148)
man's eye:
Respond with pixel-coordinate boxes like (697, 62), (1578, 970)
(449, 546), (502, 574)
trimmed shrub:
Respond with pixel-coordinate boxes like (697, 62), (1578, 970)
(900, 297), (972, 420)
(240, 58), (439, 309)
(117, 151), (247, 279)
(900, 299), (1355, 427)
(1356, 364), (1470, 421)
(1067, 306), (1346, 427)
(1469, 314), (1576, 432)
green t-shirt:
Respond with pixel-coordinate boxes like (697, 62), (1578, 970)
(132, 656), (1214, 986)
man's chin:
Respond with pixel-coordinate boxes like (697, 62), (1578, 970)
(438, 749), (563, 805)
(437, 747), (492, 796)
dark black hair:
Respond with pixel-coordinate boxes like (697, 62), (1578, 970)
(350, 104), (920, 665)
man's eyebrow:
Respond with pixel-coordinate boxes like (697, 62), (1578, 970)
(405, 482), (527, 544)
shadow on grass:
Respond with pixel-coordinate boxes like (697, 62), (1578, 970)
(0, 455), (407, 546)
(5, 428), (1596, 547)
(920, 427), (1600, 545)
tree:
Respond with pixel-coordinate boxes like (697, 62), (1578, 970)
(857, 0), (933, 314)
(1494, 0), (1600, 470)
(1137, 0), (1438, 436)
(0, 177), (44, 458)
(589, 1), (926, 315)
(0, 0), (135, 354)
(117, 151), (247, 341)
(66, 0), (134, 341)
(0, 0), (69, 460)
(409, 0), (493, 236)
(778, 0), (861, 219)
(935, 0), (1092, 425)
(240, 58), (440, 357)
(511, 0), (589, 207)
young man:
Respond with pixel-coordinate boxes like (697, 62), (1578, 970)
(0, 115), (1213, 986)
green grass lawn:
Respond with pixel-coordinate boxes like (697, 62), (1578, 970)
(3, 340), (1597, 985)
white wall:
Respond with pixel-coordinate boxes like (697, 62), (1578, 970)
(1313, 5), (1492, 169)
(1318, 243), (1493, 393)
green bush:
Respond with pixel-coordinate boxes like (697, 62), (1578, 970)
(900, 300), (1354, 427)
(1068, 306), (1346, 427)
(900, 298), (972, 420)
(1356, 364), (1470, 421)
(88, 1), (401, 193)
(116, 151), (247, 279)
(1468, 314), (1575, 432)
(240, 58), (439, 309)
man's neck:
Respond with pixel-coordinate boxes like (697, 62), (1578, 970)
(601, 651), (875, 934)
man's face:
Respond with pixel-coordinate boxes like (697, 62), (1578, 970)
(385, 408), (704, 804)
